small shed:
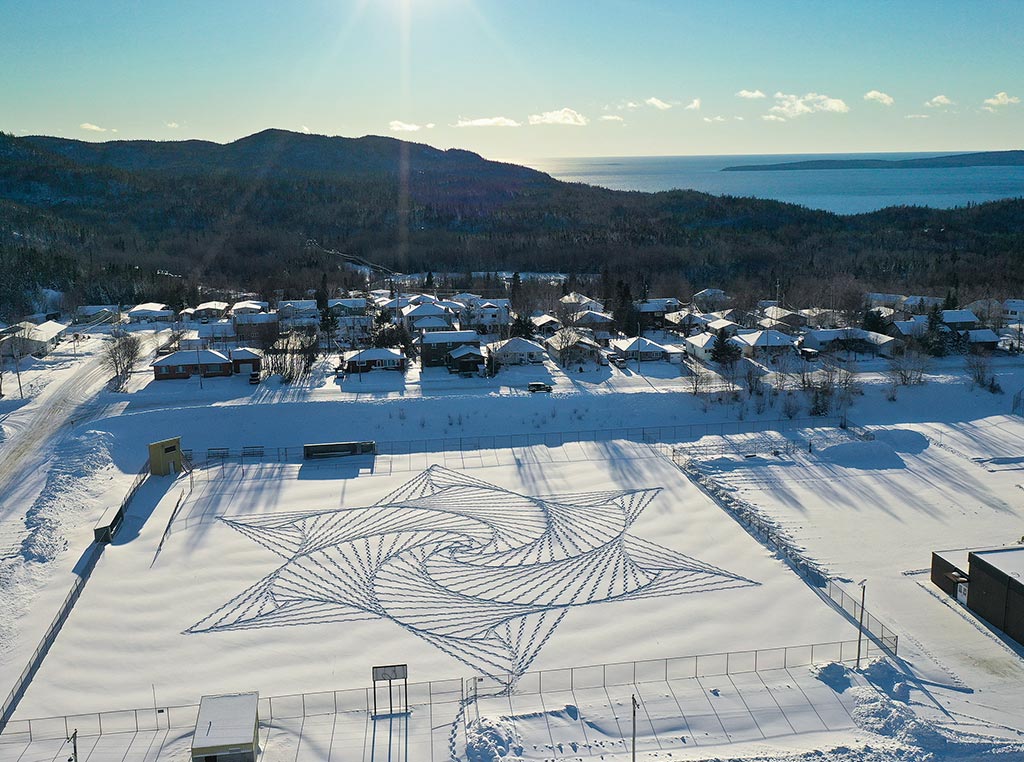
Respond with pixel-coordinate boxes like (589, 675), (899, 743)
(191, 691), (259, 762)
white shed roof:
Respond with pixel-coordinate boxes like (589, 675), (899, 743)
(193, 692), (258, 750)
(152, 349), (229, 367)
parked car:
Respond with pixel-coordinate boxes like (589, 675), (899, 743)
(611, 356), (628, 368)
(248, 371), (261, 385)
(527, 381), (552, 393)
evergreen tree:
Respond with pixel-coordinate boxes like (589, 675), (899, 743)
(862, 309), (887, 334)
(315, 273), (329, 311)
(943, 289), (958, 311)
(509, 313), (535, 339)
(710, 327), (741, 365)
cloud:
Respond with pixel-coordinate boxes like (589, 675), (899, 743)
(702, 115), (726, 123)
(864, 90), (894, 106)
(736, 89), (766, 99)
(165, 121), (180, 129)
(645, 96), (672, 111)
(453, 116), (522, 128)
(983, 91), (1020, 108)
(684, 98), (701, 111)
(905, 114), (929, 119)
(761, 114), (786, 123)
(528, 108), (588, 126)
(300, 125), (311, 134)
(79, 122), (107, 132)
(769, 92), (849, 119)
(389, 120), (434, 132)
(600, 115), (624, 122)
(925, 94), (953, 108)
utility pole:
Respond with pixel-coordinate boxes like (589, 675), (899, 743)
(856, 578), (868, 669)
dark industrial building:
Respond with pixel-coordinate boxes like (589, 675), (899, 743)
(931, 545), (1024, 647)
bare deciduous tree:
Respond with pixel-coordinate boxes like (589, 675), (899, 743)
(103, 332), (142, 390)
(886, 350), (930, 387)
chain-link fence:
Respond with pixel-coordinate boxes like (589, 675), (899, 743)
(0, 637), (887, 744)
(179, 416), (846, 468)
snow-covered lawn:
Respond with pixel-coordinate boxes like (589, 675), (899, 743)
(16, 443), (857, 716)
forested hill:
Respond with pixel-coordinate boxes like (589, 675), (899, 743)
(1, 128), (1024, 319)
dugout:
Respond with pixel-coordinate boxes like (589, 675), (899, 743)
(303, 441), (376, 459)
(149, 437), (183, 476)
(931, 545), (1024, 647)
(191, 691), (259, 762)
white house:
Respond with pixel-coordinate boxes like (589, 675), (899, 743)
(560, 292), (605, 314)
(610, 336), (669, 362)
(1003, 299), (1024, 325)
(0, 320), (67, 357)
(127, 302), (175, 323)
(488, 336), (547, 365)
(684, 331), (718, 362)
(729, 330), (796, 360)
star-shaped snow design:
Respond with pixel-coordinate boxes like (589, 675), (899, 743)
(189, 465), (755, 680)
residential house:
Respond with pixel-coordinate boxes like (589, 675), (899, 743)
(233, 312), (280, 343)
(74, 305), (119, 324)
(706, 317), (739, 336)
(417, 330), (482, 368)
(231, 300), (268, 316)
(684, 331), (719, 362)
(192, 301), (230, 321)
(127, 302), (175, 323)
(759, 305), (807, 332)
(963, 329), (1000, 352)
(940, 309), (979, 332)
(899, 295), (944, 314)
(693, 288), (729, 312)
(545, 328), (601, 366)
(447, 344), (486, 374)
(560, 292), (605, 314)
(402, 302), (456, 333)
(151, 349), (233, 380)
(530, 313), (562, 337)
(635, 298), (683, 330)
(1003, 299), (1024, 325)
(610, 336), (670, 362)
(865, 292), (905, 309)
(327, 297), (368, 317)
(488, 337), (547, 365)
(277, 299), (319, 320)
(729, 330), (796, 361)
(0, 320), (67, 357)
(344, 347), (407, 373)
(801, 328), (899, 358)
(665, 309), (710, 337)
(462, 298), (512, 333)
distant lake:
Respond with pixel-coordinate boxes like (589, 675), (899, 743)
(520, 152), (1024, 215)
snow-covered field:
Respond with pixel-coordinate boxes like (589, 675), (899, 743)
(2, 342), (1024, 760)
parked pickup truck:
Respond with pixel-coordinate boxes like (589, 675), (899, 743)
(527, 382), (553, 393)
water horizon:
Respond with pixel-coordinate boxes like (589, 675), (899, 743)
(518, 151), (1024, 215)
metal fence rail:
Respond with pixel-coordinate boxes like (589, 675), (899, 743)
(0, 637), (888, 744)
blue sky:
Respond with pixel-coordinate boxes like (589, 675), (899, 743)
(2, 0), (1022, 158)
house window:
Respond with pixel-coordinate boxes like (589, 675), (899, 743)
(176, 365), (184, 373)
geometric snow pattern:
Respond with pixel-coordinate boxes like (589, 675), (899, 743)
(189, 465), (755, 680)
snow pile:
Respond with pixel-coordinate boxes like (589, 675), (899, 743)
(811, 661), (852, 693)
(816, 441), (905, 471)
(862, 658), (911, 703)
(0, 429), (115, 662)
(465, 716), (523, 761)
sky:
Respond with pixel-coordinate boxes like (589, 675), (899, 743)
(2, 0), (1022, 160)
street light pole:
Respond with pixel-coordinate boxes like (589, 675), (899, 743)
(631, 693), (638, 762)
(856, 578), (867, 669)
